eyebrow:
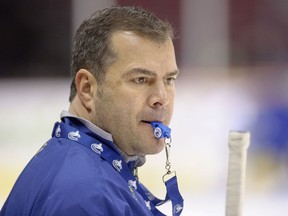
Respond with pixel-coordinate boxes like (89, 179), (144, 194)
(122, 67), (180, 78)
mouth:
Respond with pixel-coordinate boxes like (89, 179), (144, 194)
(140, 121), (161, 140)
(141, 120), (164, 125)
(141, 120), (164, 130)
(141, 120), (171, 139)
(140, 121), (152, 129)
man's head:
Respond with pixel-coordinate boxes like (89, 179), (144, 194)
(69, 6), (174, 102)
(69, 6), (178, 156)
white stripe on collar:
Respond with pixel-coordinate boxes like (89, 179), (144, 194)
(60, 110), (113, 142)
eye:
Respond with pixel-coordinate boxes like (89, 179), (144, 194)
(165, 77), (176, 85)
(134, 77), (148, 84)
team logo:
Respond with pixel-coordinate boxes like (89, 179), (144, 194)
(146, 191), (155, 201)
(112, 159), (122, 172)
(173, 204), (183, 214)
(91, 143), (103, 154)
(55, 124), (61, 137)
(128, 180), (137, 190)
(68, 130), (81, 141)
(128, 185), (138, 200)
(145, 200), (151, 210)
(128, 180), (138, 200)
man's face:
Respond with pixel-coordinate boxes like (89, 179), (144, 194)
(91, 31), (178, 156)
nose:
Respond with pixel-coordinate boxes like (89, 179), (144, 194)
(148, 83), (170, 108)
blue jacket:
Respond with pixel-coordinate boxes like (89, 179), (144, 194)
(0, 118), (153, 216)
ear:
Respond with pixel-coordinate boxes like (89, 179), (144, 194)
(75, 69), (97, 112)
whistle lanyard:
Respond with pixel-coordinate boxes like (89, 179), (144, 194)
(52, 119), (183, 216)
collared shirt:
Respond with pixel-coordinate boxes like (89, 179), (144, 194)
(0, 112), (152, 216)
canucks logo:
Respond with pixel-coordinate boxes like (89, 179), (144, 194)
(55, 125), (61, 137)
(91, 143), (103, 154)
(112, 159), (122, 172)
(128, 180), (138, 200)
(128, 180), (137, 190)
(173, 204), (183, 214)
(145, 200), (151, 210)
(68, 130), (81, 141)
(146, 191), (155, 201)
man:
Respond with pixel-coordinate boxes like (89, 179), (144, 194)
(0, 6), (183, 215)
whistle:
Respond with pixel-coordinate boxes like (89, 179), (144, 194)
(150, 122), (171, 139)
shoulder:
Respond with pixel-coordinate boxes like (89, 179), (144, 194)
(51, 178), (133, 215)
(40, 167), (147, 215)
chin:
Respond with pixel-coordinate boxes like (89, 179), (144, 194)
(148, 140), (165, 155)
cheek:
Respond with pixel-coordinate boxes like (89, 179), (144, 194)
(119, 88), (142, 105)
(166, 92), (175, 123)
(112, 91), (139, 116)
(169, 91), (175, 109)
(121, 97), (139, 118)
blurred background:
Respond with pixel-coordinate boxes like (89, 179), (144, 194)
(1, 0), (288, 215)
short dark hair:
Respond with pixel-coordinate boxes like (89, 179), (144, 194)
(69, 6), (174, 102)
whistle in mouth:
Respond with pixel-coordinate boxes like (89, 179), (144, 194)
(150, 122), (171, 139)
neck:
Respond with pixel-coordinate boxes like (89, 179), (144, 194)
(63, 108), (146, 167)
(69, 96), (91, 121)
(116, 145), (146, 167)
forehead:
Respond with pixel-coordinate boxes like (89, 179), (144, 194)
(109, 31), (177, 71)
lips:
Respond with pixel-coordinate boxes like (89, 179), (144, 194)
(141, 120), (163, 124)
(139, 109), (169, 125)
